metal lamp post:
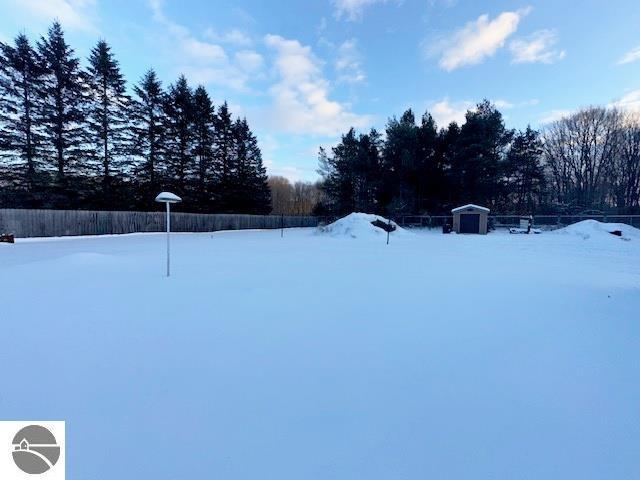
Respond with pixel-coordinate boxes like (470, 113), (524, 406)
(155, 192), (182, 277)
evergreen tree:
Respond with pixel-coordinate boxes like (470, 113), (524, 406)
(455, 100), (513, 207)
(212, 101), (235, 210)
(504, 126), (546, 213)
(318, 128), (383, 214)
(37, 21), (87, 192)
(85, 40), (129, 203)
(416, 112), (440, 212)
(438, 121), (461, 208)
(0, 25), (272, 213)
(318, 128), (358, 214)
(130, 69), (166, 196)
(382, 109), (419, 213)
(0, 34), (45, 196)
(163, 75), (194, 192)
(354, 129), (383, 212)
(192, 85), (215, 208)
(231, 118), (270, 214)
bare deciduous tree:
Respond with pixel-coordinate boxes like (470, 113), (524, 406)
(543, 107), (629, 211)
(268, 175), (323, 214)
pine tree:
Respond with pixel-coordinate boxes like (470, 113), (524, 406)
(37, 21), (87, 191)
(355, 128), (383, 212)
(0, 34), (45, 195)
(318, 128), (359, 214)
(212, 101), (235, 210)
(163, 75), (194, 192)
(416, 112), (441, 213)
(231, 118), (270, 214)
(438, 121), (461, 208)
(191, 85), (215, 209)
(456, 100), (513, 207)
(382, 109), (419, 213)
(130, 69), (166, 196)
(85, 40), (129, 203)
(504, 126), (545, 213)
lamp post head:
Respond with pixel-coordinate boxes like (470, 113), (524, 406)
(155, 192), (182, 204)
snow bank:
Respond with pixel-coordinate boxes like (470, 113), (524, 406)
(317, 212), (407, 239)
(554, 219), (640, 241)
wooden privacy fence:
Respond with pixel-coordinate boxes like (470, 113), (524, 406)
(0, 209), (323, 238)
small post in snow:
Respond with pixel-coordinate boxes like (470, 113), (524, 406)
(155, 191), (182, 277)
(387, 217), (391, 245)
(281, 213), (284, 238)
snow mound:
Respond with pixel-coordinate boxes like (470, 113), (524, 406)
(554, 219), (640, 241)
(318, 213), (407, 239)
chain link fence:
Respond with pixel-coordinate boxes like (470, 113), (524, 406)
(396, 214), (640, 230)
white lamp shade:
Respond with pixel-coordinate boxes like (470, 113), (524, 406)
(155, 192), (182, 203)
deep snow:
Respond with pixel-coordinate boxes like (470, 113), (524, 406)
(554, 218), (640, 241)
(1, 226), (639, 479)
(317, 212), (406, 238)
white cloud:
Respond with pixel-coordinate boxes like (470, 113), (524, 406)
(149, 0), (224, 64)
(332, 0), (392, 21)
(617, 46), (640, 65)
(235, 50), (264, 73)
(430, 98), (473, 126)
(428, 8), (530, 71)
(539, 91), (640, 125)
(262, 34), (373, 136)
(263, 159), (308, 181)
(204, 28), (253, 47)
(609, 89), (640, 112)
(495, 98), (539, 109)
(429, 97), (538, 127)
(335, 39), (366, 84)
(428, 0), (457, 6)
(177, 66), (246, 91)
(509, 30), (566, 64)
(8, 0), (97, 32)
(540, 109), (573, 124)
(180, 38), (227, 62)
(259, 135), (317, 182)
(148, 0), (255, 91)
(493, 99), (514, 109)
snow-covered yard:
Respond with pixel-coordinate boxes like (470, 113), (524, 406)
(1, 221), (639, 479)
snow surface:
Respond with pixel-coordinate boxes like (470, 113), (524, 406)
(554, 219), (640, 241)
(317, 212), (407, 238)
(1, 226), (639, 479)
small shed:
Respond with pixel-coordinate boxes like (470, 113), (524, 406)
(451, 204), (490, 234)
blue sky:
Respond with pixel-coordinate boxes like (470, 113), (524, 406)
(2, 0), (640, 181)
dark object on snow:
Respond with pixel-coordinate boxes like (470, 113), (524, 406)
(371, 219), (396, 233)
(0, 234), (15, 243)
(609, 230), (623, 237)
(442, 223), (452, 234)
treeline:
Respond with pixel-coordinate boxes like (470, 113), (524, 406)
(318, 101), (640, 215)
(0, 22), (270, 213)
(268, 176), (324, 215)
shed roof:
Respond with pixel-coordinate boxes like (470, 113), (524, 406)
(451, 204), (490, 213)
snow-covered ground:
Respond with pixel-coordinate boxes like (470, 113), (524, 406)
(1, 222), (639, 479)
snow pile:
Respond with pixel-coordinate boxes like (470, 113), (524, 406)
(317, 212), (407, 239)
(554, 219), (640, 241)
